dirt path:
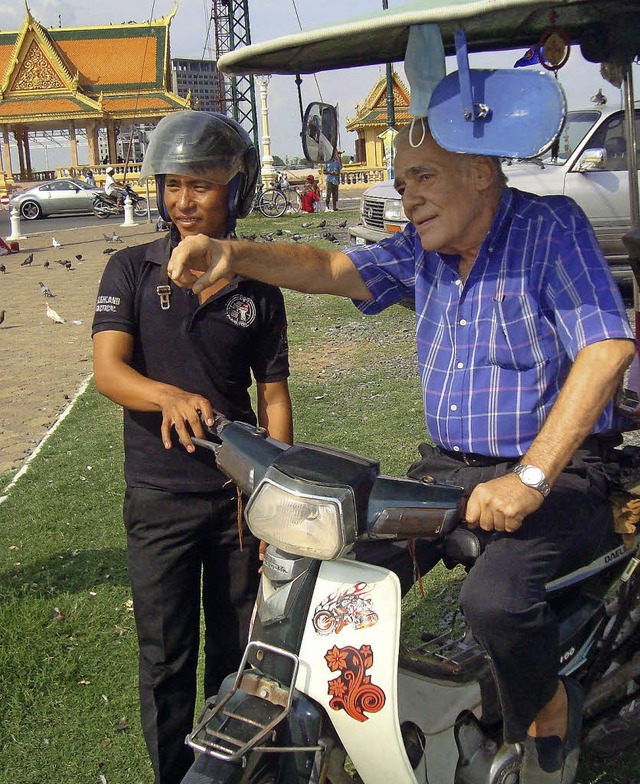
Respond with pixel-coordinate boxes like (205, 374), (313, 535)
(0, 220), (158, 477)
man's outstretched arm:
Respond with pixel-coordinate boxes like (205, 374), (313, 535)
(167, 234), (373, 301)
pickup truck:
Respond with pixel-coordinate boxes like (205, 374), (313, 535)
(349, 105), (639, 282)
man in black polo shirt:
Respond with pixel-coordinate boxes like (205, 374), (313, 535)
(92, 111), (292, 784)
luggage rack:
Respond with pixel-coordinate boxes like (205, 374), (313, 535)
(402, 613), (488, 679)
(187, 641), (322, 762)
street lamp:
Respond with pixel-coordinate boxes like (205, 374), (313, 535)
(256, 75), (277, 187)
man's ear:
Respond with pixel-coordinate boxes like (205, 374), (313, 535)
(471, 156), (497, 192)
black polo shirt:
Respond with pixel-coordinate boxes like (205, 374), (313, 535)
(92, 235), (289, 493)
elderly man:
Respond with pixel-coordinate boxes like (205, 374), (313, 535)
(167, 121), (635, 784)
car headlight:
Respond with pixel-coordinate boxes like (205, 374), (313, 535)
(384, 199), (406, 222)
(245, 467), (357, 560)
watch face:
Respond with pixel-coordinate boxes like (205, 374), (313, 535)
(520, 466), (544, 485)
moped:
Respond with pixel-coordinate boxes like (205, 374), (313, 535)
(92, 184), (148, 218)
(181, 416), (640, 784)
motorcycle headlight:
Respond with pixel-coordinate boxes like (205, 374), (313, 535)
(245, 468), (357, 560)
(383, 199), (406, 222)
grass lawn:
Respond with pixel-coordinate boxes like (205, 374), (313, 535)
(1, 209), (638, 783)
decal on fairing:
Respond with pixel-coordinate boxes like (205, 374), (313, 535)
(312, 582), (379, 635)
(325, 644), (386, 722)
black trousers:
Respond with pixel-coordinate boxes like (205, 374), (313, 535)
(325, 181), (339, 209)
(123, 486), (260, 784)
(403, 442), (612, 743)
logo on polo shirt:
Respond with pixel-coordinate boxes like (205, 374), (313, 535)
(226, 294), (256, 328)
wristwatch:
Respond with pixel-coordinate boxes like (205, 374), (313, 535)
(513, 463), (551, 497)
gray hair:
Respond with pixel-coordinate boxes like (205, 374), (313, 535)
(395, 119), (506, 188)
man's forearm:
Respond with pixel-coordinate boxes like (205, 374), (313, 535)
(523, 339), (635, 483)
(168, 235), (373, 300)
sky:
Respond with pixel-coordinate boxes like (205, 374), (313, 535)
(0, 0), (638, 165)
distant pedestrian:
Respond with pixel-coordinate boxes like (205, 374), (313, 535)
(323, 149), (342, 211)
(84, 169), (96, 187)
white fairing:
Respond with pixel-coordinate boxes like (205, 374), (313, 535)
(296, 560), (418, 783)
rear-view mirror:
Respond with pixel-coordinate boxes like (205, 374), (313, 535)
(302, 102), (338, 163)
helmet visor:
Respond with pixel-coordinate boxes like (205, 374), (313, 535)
(140, 111), (247, 186)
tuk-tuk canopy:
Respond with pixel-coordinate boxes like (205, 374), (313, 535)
(218, 0), (640, 75)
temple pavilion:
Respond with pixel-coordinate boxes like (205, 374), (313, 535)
(0, 2), (190, 191)
(345, 68), (410, 175)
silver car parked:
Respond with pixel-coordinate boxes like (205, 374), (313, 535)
(9, 178), (104, 220)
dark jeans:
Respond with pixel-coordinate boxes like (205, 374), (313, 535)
(404, 442), (612, 743)
(123, 486), (260, 784)
(325, 181), (339, 210)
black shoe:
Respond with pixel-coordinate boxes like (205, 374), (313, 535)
(519, 677), (584, 784)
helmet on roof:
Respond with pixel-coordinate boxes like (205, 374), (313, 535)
(140, 111), (259, 228)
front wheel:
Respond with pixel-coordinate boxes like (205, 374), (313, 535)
(259, 189), (287, 218)
(133, 198), (148, 217)
(92, 202), (112, 219)
(20, 200), (42, 220)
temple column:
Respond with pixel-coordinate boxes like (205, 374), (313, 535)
(15, 130), (26, 179)
(2, 128), (13, 182)
(69, 124), (79, 171)
(106, 120), (118, 164)
(23, 130), (33, 179)
(85, 120), (99, 166)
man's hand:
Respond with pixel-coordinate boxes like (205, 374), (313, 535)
(465, 472), (544, 533)
(158, 387), (216, 452)
(168, 234), (230, 294)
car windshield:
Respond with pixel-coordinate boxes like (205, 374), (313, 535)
(537, 110), (602, 165)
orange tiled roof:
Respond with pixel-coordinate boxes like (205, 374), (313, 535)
(59, 37), (160, 90)
(0, 95), (98, 118)
(102, 93), (187, 113)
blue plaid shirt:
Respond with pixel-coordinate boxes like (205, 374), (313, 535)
(346, 188), (634, 457)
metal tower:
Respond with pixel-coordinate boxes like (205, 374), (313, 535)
(210, 0), (259, 148)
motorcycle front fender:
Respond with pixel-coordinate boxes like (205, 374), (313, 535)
(296, 559), (419, 783)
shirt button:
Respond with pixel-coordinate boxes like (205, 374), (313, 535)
(452, 446), (460, 452)
(451, 404), (458, 411)
(455, 279), (462, 286)
(459, 318), (467, 326)
(457, 362), (464, 369)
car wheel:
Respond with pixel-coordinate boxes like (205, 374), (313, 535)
(20, 201), (42, 220)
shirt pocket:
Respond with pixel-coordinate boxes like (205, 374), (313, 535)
(488, 294), (550, 371)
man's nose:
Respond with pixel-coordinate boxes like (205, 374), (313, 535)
(176, 188), (195, 210)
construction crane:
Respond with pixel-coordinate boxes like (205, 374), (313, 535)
(210, 0), (259, 149)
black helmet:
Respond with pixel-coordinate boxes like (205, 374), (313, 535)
(140, 110), (259, 225)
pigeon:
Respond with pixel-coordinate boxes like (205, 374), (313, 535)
(52, 237), (62, 249)
(337, 219), (348, 228)
(291, 233), (302, 242)
(54, 259), (66, 266)
(110, 231), (123, 243)
(45, 301), (65, 324)
(21, 253), (34, 266)
(273, 228), (283, 236)
(43, 261), (50, 269)
(317, 220), (327, 228)
(0, 310), (5, 325)
(75, 254), (83, 261)
(103, 233), (113, 242)
(322, 231), (339, 243)
(301, 222), (311, 228)
(103, 247), (116, 255)
(39, 281), (54, 297)
(64, 260), (73, 270)
(0, 263), (6, 273)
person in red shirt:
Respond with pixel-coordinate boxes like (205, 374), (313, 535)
(300, 174), (320, 213)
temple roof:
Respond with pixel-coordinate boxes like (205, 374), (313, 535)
(0, 4), (189, 126)
(346, 68), (410, 131)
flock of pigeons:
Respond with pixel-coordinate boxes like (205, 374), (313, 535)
(0, 230), (124, 327)
(1, 215), (349, 329)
